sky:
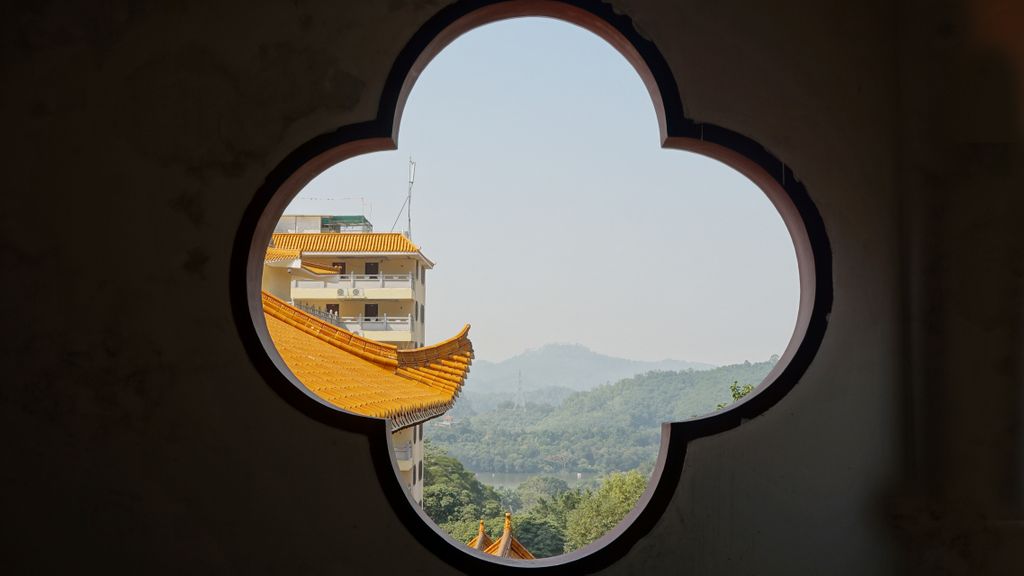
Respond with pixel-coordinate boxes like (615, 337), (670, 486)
(284, 18), (799, 365)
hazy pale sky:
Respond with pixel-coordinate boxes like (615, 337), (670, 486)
(285, 18), (799, 365)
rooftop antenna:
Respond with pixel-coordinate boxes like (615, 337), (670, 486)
(407, 157), (416, 239)
(389, 157), (416, 237)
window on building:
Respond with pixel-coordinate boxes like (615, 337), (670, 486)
(365, 262), (379, 276)
(326, 303), (339, 315)
(364, 303), (379, 318)
(332, 261), (347, 274)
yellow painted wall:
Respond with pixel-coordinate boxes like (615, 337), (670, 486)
(391, 425), (424, 505)
(301, 256), (417, 275)
(261, 267), (292, 300)
(363, 330), (413, 342)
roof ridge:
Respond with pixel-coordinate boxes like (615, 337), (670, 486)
(262, 291), (399, 367)
(261, 291), (476, 430)
(481, 512), (536, 560)
(397, 324), (473, 368)
(270, 232), (422, 253)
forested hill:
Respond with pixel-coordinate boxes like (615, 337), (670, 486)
(427, 360), (774, 475)
(468, 343), (715, 393)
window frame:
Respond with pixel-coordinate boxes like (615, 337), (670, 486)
(231, 0), (833, 572)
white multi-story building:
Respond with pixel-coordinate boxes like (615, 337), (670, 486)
(262, 214), (452, 505)
(264, 215), (430, 349)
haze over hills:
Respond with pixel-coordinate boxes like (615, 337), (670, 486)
(428, 360), (776, 475)
(467, 343), (715, 393)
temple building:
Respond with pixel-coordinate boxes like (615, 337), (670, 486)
(466, 513), (536, 560)
(263, 216), (432, 350)
(262, 217), (469, 505)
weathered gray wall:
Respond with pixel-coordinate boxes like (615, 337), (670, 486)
(1, 0), (1020, 574)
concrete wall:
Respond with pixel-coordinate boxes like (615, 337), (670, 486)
(275, 215), (322, 233)
(301, 300), (415, 320)
(1, 1), (1020, 574)
(393, 425), (423, 505)
(291, 286), (416, 301)
(302, 257), (419, 275)
(261, 266), (293, 300)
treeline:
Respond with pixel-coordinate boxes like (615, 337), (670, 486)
(427, 361), (774, 474)
(423, 442), (647, 557)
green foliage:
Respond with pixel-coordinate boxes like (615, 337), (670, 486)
(424, 443), (648, 557)
(508, 512), (565, 557)
(423, 361), (776, 557)
(428, 361), (774, 475)
(715, 380), (757, 409)
(564, 470), (648, 552)
(495, 485), (522, 512)
(438, 518), (486, 543)
(422, 442), (502, 525)
(515, 476), (570, 510)
(528, 487), (583, 539)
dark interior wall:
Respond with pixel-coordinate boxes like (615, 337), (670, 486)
(1, 1), (1020, 574)
(896, 1), (1024, 573)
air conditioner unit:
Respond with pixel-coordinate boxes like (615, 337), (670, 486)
(336, 288), (346, 296)
(351, 288), (362, 296)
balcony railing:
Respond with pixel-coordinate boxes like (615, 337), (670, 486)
(293, 273), (413, 291)
(393, 443), (413, 461)
(294, 301), (412, 333)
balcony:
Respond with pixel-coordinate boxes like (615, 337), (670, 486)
(393, 443), (413, 462)
(290, 274), (415, 300)
(294, 302), (414, 342)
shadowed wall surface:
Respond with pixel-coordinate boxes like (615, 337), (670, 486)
(1, 0), (1021, 574)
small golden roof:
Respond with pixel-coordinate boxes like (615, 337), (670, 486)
(466, 519), (494, 551)
(469, 512), (536, 560)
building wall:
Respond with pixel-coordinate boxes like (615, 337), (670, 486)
(1, 1), (1021, 574)
(266, 254), (426, 344)
(301, 257), (420, 276)
(392, 425), (424, 505)
(261, 267), (293, 300)
(300, 300), (415, 321)
(274, 215), (321, 233)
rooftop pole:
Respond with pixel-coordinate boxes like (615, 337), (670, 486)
(407, 157), (416, 239)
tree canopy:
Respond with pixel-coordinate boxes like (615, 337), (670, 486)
(564, 470), (648, 551)
(422, 372), (771, 557)
(427, 361), (775, 475)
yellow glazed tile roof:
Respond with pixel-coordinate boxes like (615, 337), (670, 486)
(271, 232), (421, 254)
(480, 513), (535, 560)
(262, 291), (472, 429)
(300, 261), (342, 275)
(265, 247), (301, 263)
(467, 520), (494, 551)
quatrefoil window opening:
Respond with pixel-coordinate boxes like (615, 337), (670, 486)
(239, 5), (828, 571)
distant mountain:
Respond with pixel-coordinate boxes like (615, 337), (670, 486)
(428, 360), (775, 474)
(465, 343), (715, 395)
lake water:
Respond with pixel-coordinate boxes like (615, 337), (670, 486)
(470, 470), (596, 490)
